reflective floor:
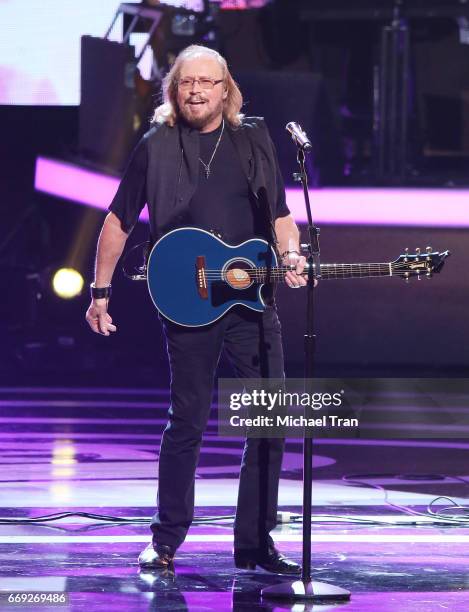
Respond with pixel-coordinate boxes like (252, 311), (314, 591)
(0, 386), (468, 611)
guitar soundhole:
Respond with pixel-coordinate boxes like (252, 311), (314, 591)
(224, 260), (254, 290)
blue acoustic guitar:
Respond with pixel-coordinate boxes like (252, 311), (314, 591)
(146, 227), (449, 327)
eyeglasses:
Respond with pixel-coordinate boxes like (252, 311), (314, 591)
(178, 77), (224, 91)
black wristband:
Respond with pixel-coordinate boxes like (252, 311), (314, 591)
(90, 282), (111, 300)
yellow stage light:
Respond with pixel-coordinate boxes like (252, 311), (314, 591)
(52, 268), (84, 299)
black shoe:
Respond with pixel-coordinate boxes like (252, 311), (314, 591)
(138, 543), (175, 569)
(234, 543), (301, 575)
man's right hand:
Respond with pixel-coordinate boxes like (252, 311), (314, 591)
(85, 299), (117, 336)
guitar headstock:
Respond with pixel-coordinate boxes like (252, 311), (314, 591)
(392, 247), (450, 281)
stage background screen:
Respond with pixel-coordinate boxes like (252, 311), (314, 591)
(0, 0), (268, 106)
(0, 1), (143, 105)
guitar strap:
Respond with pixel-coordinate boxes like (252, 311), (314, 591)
(227, 121), (280, 256)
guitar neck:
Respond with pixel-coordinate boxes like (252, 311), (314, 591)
(254, 262), (393, 281)
(316, 262), (392, 280)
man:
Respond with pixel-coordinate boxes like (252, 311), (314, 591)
(85, 45), (307, 574)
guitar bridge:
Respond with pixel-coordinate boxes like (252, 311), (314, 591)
(196, 256), (208, 299)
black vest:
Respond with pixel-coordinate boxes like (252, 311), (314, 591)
(144, 117), (281, 246)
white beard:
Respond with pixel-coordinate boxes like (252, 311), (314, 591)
(179, 99), (224, 130)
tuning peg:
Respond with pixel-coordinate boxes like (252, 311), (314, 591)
(426, 246), (432, 253)
(404, 272), (410, 283)
(404, 247), (409, 261)
(426, 271), (433, 278)
(415, 247), (421, 261)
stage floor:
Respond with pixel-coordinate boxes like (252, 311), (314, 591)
(0, 386), (468, 611)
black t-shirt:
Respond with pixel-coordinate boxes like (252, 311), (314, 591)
(188, 122), (269, 245)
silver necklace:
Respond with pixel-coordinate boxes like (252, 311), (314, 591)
(198, 119), (224, 179)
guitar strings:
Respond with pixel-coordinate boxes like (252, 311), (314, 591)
(202, 266), (416, 274)
(202, 263), (389, 270)
(202, 263), (420, 272)
(200, 262), (424, 280)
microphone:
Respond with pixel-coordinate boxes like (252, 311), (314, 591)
(285, 122), (312, 152)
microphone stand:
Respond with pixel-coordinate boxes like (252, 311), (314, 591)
(262, 143), (351, 603)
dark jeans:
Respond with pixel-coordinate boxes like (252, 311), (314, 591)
(150, 305), (285, 552)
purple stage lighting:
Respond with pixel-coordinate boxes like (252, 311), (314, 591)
(35, 156), (469, 227)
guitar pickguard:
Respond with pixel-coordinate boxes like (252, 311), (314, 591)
(210, 280), (259, 308)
